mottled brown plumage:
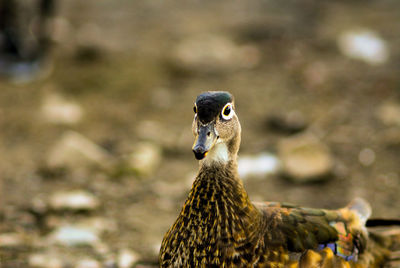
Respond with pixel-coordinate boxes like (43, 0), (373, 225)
(159, 91), (400, 267)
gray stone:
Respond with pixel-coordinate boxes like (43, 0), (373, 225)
(47, 217), (115, 248)
(172, 34), (260, 73)
(46, 131), (113, 170)
(337, 29), (389, 65)
(266, 110), (307, 134)
(41, 93), (83, 125)
(118, 248), (140, 268)
(77, 217), (117, 234)
(278, 134), (334, 182)
(29, 253), (64, 268)
(0, 233), (25, 248)
(135, 120), (175, 150)
(127, 142), (162, 176)
(358, 148), (376, 167)
(76, 259), (101, 268)
(48, 225), (99, 247)
(238, 153), (280, 180)
(49, 190), (100, 211)
(377, 102), (400, 127)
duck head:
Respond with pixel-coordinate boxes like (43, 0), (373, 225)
(192, 91), (241, 164)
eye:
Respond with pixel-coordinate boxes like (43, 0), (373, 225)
(221, 103), (234, 120)
(193, 104), (197, 114)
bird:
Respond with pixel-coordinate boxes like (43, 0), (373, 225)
(159, 91), (400, 267)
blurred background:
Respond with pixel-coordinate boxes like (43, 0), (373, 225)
(1, 0), (400, 267)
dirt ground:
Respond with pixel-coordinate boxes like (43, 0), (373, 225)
(1, 1), (400, 267)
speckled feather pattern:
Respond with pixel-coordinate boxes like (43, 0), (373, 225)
(160, 161), (266, 267)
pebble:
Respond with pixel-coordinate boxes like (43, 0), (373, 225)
(127, 142), (162, 176)
(135, 120), (177, 150)
(49, 190), (100, 211)
(337, 29), (389, 65)
(358, 148), (376, 167)
(31, 197), (48, 215)
(238, 153), (280, 180)
(172, 34), (260, 72)
(278, 134), (334, 182)
(377, 102), (400, 127)
(76, 259), (101, 268)
(52, 17), (72, 44)
(77, 217), (117, 234)
(29, 253), (64, 268)
(41, 93), (83, 124)
(118, 248), (140, 268)
(0, 233), (25, 248)
(48, 225), (99, 247)
(46, 131), (112, 170)
(266, 111), (307, 134)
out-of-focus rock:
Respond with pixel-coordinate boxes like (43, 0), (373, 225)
(377, 102), (400, 127)
(238, 153), (280, 180)
(76, 259), (101, 268)
(46, 131), (112, 170)
(29, 253), (64, 268)
(171, 34), (260, 73)
(48, 225), (99, 247)
(41, 93), (83, 124)
(77, 217), (117, 234)
(136, 120), (192, 153)
(0, 233), (25, 248)
(118, 248), (140, 268)
(127, 142), (162, 176)
(45, 218), (115, 249)
(358, 148), (376, 167)
(278, 134), (334, 182)
(337, 29), (389, 65)
(136, 121), (170, 146)
(266, 111), (307, 134)
(32, 197), (48, 215)
(52, 17), (72, 44)
(49, 190), (100, 211)
(46, 217), (115, 235)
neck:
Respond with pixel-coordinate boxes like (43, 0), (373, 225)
(160, 153), (261, 266)
(182, 159), (260, 245)
(201, 136), (240, 166)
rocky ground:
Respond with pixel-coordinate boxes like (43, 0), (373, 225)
(1, 1), (400, 267)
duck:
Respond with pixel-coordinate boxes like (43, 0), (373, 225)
(159, 91), (400, 267)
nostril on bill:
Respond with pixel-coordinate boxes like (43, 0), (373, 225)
(207, 131), (211, 137)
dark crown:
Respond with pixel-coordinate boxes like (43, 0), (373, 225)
(195, 91), (233, 123)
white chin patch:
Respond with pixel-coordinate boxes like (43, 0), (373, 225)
(204, 142), (229, 164)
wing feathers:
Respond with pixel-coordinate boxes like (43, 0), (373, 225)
(256, 200), (368, 255)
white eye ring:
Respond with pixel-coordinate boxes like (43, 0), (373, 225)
(221, 103), (234, 120)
